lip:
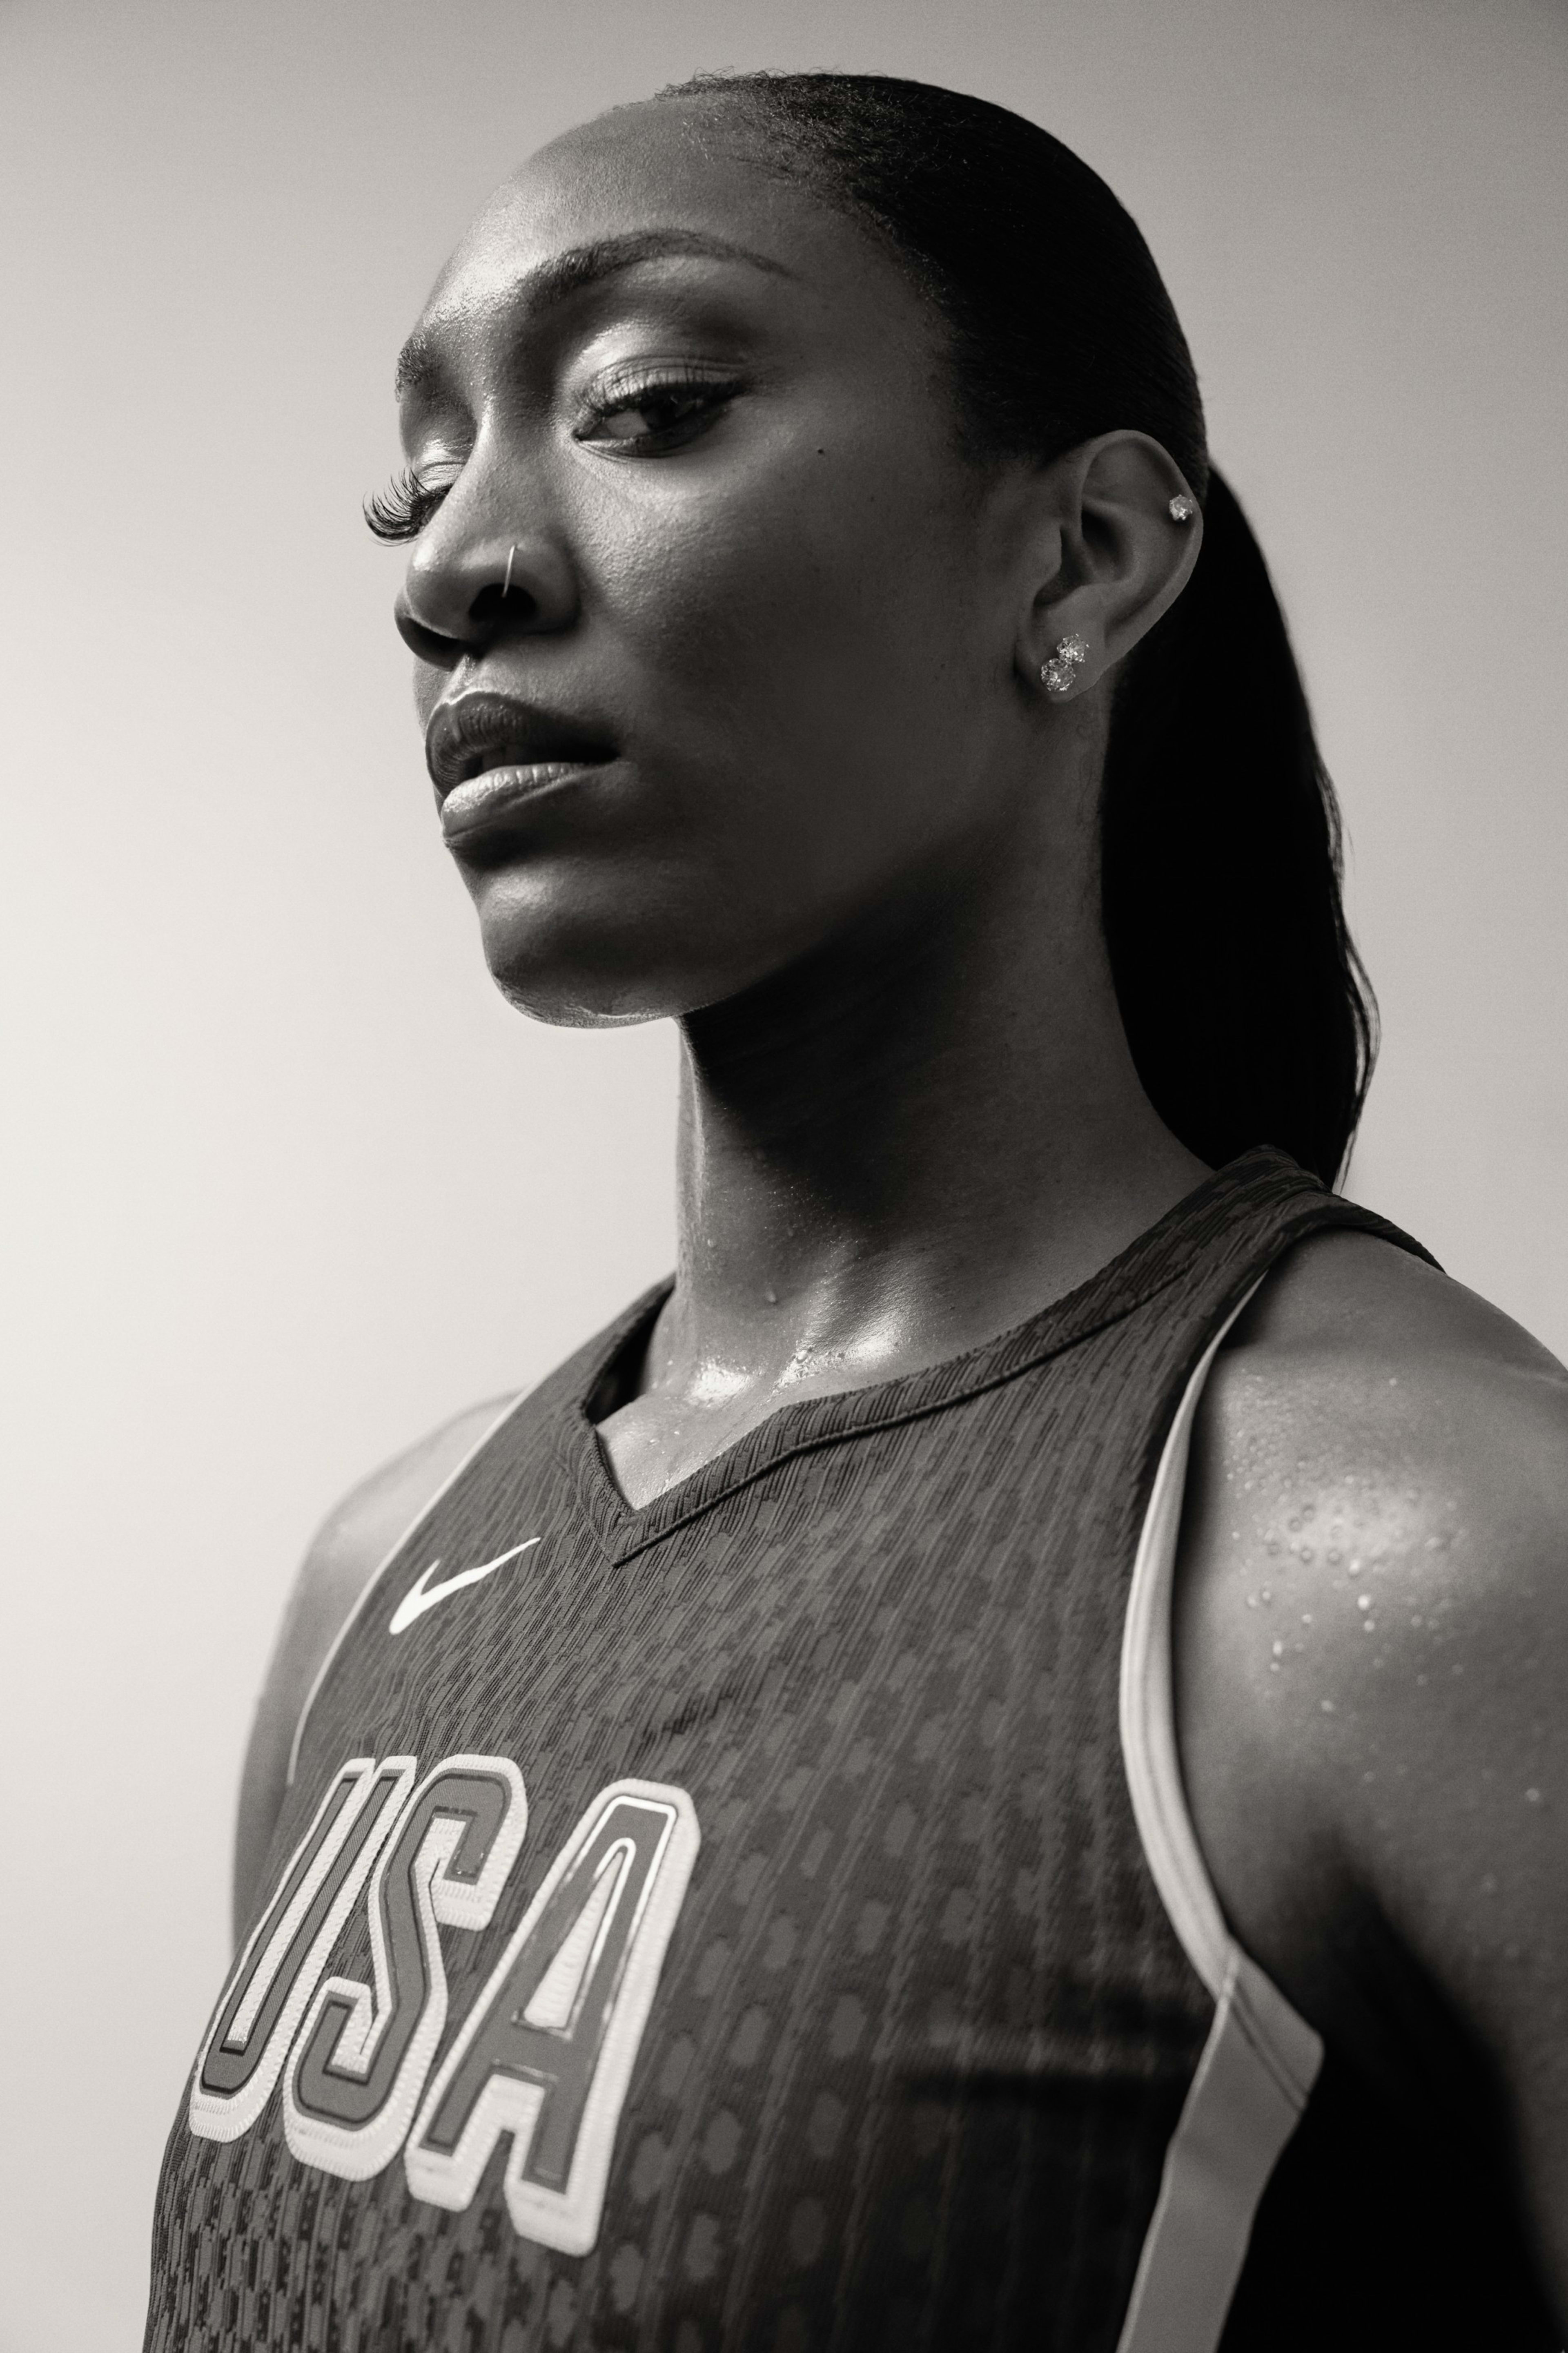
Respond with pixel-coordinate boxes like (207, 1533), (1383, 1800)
(425, 691), (617, 841)
(439, 758), (611, 847)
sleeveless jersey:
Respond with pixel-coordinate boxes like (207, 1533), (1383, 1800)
(142, 1150), (1547, 2351)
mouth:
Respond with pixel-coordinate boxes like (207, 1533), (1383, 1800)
(425, 692), (616, 850)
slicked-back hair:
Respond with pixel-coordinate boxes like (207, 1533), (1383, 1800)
(656, 71), (1377, 1186)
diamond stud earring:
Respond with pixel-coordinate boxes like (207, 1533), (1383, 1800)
(1040, 632), (1090, 696)
(1168, 493), (1197, 524)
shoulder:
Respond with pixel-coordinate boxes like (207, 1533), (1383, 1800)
(274, 1392), (519, 1711)
(1175, 1224), (1568, 2288)
(1210, 1217), (1566, 1436)
(294, 1393), (518, 1634)
(232, 1392), (516, 1943)
(1189, 1226), (1568, 1724)
(1178, 1224), (1568, 1856)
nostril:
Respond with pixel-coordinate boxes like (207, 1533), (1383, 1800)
(469, 580), (535, 630)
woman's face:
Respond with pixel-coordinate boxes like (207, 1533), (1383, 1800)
(393, 101), (1042, 1025)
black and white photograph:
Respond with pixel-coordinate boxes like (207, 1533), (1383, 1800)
(2, 2), (1566, 2346)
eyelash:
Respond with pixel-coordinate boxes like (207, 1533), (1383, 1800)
(574, 367), (741, 451)
(363, 466), (450, 544)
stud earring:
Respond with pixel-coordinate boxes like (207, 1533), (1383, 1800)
(1040, 632), (1090, 696)
(1168, 493), (1197, 524)
(502, 544), (518, 597)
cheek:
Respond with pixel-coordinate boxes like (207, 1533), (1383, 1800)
(581, 451), (987, 850)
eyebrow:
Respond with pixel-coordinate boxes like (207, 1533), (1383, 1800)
(394, 229), (798, 399)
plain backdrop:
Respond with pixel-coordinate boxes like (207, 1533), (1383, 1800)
(1, 0), (1564, 2343)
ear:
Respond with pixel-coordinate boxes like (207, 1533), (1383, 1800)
(1014, 432), (1202, 702)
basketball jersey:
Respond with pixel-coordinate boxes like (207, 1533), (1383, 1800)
(141, 1150), (1552, 2351)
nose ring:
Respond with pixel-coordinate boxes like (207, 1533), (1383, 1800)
(502, 544), (518, 598)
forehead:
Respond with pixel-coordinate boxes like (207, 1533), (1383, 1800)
(408, 100), (938, 376)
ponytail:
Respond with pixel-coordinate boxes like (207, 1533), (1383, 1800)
(1101, 471), (1375, 1184)
(659, 73), (1378, 1180)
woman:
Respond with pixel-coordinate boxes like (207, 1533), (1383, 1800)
(143, 73), (1568, 2351)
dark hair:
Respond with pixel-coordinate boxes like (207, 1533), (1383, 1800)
(655, 71), (1376, 1185)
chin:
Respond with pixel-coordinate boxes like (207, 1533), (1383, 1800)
(475, 900), (714, 1031)
(467, 859), (800, 1031)
(482, 935), (678, 1029)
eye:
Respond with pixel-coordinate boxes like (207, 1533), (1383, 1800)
(363, 463), (459, 543)
(574, 368), (740, 455)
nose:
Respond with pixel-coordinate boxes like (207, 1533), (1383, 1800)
(394, 508), (579, 669)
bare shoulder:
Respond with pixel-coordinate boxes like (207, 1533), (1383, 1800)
(232, 1392), (515, 1944)
(1178, 1226), (1568, 1871)
(1224, 1218), (1565, 1386)
(1175, 1226), (1568, 2293)
(1192, 1228), (1568, 1704)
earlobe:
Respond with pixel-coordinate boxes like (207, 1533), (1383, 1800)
(1039, 633), (1091, 697)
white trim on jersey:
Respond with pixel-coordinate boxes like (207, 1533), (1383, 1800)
(1116, 1287), (1324, 2353)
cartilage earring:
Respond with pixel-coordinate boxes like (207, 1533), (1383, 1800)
(1040, 632), (1090, 696)
(1168, 493), (1197, 524)
(502, 544), (518, 597)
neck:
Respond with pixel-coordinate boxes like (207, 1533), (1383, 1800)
(648, 834), (1207, 1406)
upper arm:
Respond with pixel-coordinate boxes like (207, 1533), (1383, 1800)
(1174, 1229), (1568, 2315)
(232, 1393), (515, 1946)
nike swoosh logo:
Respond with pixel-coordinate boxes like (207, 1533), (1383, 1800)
(388, 1538), (540, 1636)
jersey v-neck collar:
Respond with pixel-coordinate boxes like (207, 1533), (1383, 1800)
(555, 1148), (1311, 1566)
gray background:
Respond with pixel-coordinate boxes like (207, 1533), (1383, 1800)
(1, 0), (1564, 2342)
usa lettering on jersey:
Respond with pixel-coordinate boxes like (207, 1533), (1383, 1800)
(189, 1755), (700, 2256)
